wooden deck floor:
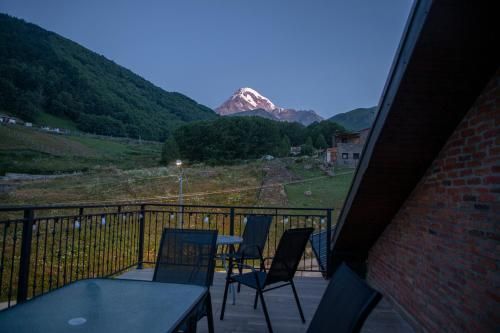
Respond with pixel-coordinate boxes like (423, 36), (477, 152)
(118, 268), (414, 333)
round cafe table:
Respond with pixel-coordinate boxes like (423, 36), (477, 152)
(216, 235), (243, 305)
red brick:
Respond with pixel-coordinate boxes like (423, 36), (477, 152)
(490, 147), (500, 155)
(467, 136), (482, 144)
(461, 128), (475, 137)
(467, 177), (482, 185)
(460, 169), (473, 177)
(484, 176), (500, 185)
(483, 128), (500, 139)
(367, 70), (499, 333)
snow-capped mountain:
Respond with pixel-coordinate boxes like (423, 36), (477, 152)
(216, 88), (276, 115)
(215, 87), (323, 126)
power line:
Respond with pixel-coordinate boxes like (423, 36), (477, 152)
(20, 171), (354, 206)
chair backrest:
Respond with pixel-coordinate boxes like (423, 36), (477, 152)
(265, 228), (314, 285)
(306, 263), (382, 333)
(236, 215), (273, 259)
(153, 228), (218, 287)
(309, 226), (336, 275)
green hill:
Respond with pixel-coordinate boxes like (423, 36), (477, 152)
(0, 125), (161, 175)
(0, 14), (216, 141)
(329, 106), (377, 131)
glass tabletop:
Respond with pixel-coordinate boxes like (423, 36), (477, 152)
(0, 279), (207, 333)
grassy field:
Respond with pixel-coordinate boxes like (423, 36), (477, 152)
(0, 125), (161, 175)
(1, 157), (354, 219)
(34, 111), (79, 131)
(285, 160), (354, 209)
(283, 159), (354, 223)
(0, 162), (265, 207)
(0, 126), (355, 214)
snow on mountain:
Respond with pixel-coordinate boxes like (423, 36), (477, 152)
(215, 87), (323, 126)
(217, 87), (276, 115)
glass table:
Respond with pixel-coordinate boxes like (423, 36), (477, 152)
(217, 235), (243, 305)
(0, 279), (211, 333)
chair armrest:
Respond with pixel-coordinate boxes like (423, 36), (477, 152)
(230, 262), (264, 287)
(232, 262), (258, 272)
(228, 261), (258, 275)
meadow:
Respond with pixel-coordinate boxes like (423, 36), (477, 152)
(0, 125), (161, 175)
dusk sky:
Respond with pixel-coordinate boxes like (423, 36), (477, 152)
(0, 0), (413, 118)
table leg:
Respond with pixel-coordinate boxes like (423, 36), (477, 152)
(221, 250), (237, 305)
(228, 244), (237, 305)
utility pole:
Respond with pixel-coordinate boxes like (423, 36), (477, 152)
(176, 160), (183, 227)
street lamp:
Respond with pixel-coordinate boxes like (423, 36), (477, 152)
(176, 160), (183, 227)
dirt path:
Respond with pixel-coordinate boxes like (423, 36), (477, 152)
(257, 159), (300, 206)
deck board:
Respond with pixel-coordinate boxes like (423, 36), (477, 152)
(118, 268), (414, 333)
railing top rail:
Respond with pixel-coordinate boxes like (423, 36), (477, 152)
(0, 202), (334, 212)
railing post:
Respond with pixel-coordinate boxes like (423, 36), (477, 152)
(17, 208), (34, 303)
(326, 209), (333, 278)
(137, 205), (145, 269)
(229, 207), (235, 236)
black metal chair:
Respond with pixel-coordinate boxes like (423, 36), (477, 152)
(220, 227), (314, 333)
(306, 263), (382, 333)
(153, 228), (218, 333)
(229, 215), (273, 291)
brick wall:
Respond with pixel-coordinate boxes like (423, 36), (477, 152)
(367, 69), (499, 332)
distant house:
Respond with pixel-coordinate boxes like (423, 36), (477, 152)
(325, 147), (336, 164)
(330, 1), (498, 331)
(0, 116), (24, 125)
(326, 128), (370, 167)
(290, 146), (301, 156)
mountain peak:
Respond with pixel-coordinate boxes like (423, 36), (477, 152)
(216, 87), (323, 126)
(218, 87), (276, 115)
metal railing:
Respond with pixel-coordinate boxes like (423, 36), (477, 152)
(0, 203), (333, 308)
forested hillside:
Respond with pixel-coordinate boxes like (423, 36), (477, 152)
(166, 117), (346, 164)
(0, 14), (216, 141)
(329, 106), (377, 131)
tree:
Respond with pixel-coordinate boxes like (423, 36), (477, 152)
(161, 136), (180, 165)
(315, 133), (328, 150)
(277, 135), (291, 157)
(301, 137), (314, 155)
(306, 120), (346, 146)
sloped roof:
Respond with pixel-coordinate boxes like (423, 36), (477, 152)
(331, 0), (499, 271)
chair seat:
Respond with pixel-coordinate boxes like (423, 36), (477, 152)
(232, 271), (267, 289)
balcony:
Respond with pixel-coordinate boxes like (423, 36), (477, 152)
(0, 203), (413, 332)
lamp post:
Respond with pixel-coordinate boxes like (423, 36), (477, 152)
(176, 160), (183, 227)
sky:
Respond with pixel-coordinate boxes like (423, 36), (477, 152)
(0, 0), (413, 118)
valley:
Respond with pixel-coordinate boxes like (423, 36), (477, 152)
(0, 124), (353, 220)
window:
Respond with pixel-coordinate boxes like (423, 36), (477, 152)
(353, 153), (360, 160)
(342, 153), (349, 159)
